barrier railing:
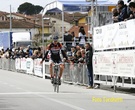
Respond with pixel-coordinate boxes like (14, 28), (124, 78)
(0, 58), (89, 86)
(1, 57), (135, 91)
(63, 63), (88, 85)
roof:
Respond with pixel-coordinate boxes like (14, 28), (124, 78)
(0, 11), (8, 17)
(12, 13), (35, 20)
(69, 23), (90, 37)
(0, 20), (41, 29)
(45, 12), (87, 23)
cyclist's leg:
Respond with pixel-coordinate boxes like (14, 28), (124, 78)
(57, 63), (64, 85)
(49, 60), (54, 84)
(59, 64), (64, 78)
(49, 60), (53, 78)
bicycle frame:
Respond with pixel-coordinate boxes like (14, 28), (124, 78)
(53, 63), (60, 93)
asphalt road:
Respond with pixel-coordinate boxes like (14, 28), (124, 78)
(0, 69), (135, 110)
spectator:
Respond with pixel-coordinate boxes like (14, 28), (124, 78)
(78, 49), (85, 64)
(18, 47), (25, 58)
(31, 50), (38, 59)
(78, 26), (87, 47)
(112, 8), (119, 23)
(64, 31), (72, 51)
(113, 0), (129, 22)
(128, 1), (135, 19)
(85, 43), (93, 89)
(74, 50), (82, 64)
(71, 32), (77, 47)
(37, 47), (43, 58)
(27, 45), (33, 57)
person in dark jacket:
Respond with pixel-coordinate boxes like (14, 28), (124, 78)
(128, 1), (135, 19)
(85, 43), (93, 89)
(113, 0), (129, 22)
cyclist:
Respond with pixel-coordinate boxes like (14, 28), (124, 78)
(40, 36), (68, 85)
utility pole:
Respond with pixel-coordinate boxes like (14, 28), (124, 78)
(10, 5), (12, 32)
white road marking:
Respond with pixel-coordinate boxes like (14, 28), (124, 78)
(0, 108), (15, 110)
(0, 91), (86, 110)
(0, 92), (76, 95)
(37, 94), (86, 110)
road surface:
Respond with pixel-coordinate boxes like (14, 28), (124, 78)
(0, 69), (135, 110)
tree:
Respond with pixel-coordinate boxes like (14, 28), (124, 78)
(17, 2), (43, 15)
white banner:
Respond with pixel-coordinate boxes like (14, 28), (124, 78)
(93, 54), (99, 74)
(117, 51), (134, 77)
(34, 59), (43, 77)
(93, 19), (135, 50)
(20, 58), (27, 70)
(26, 58), (33, 74)
(93, 26), (106, 50)
(93, 52), (112, 75)
(116, 22), (129, 48)
(93, 50), (135, 77)
(15, 58), (21, 70)
(126, 19), (135, 47)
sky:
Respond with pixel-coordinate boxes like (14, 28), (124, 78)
(0, 0), (55, 12)
(0, 0), (128, 13)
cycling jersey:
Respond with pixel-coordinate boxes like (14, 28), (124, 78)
(42, 42), (67, 63)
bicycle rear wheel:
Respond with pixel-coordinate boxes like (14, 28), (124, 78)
(54, 84), (57, 92)
(56, 80), (59, 93)
(53, 78), (57, 92)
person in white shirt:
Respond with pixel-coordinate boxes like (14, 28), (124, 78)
(78, 26), (87, 47)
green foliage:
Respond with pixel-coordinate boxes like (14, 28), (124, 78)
(17, 2), (43, 15)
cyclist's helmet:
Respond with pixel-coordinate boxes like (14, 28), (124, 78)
(53, 36), (58, 41)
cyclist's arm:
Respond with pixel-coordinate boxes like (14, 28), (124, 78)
(41, 44), (51, 63)
(41, 50), (49, 62)
(61, 49), (68, 60)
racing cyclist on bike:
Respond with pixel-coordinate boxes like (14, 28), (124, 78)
(40, 36), (68, 85)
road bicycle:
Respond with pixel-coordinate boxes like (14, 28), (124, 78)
(53, 63), (60, 93)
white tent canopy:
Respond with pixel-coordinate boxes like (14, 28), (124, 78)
(42, 0), (117, 16)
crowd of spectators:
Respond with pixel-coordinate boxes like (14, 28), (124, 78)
(112, 0), (135, 23)
(0, 46), (43, 59)
(0, 43), (91, 65)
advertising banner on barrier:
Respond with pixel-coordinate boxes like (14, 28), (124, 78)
(93, 52), (112, 75)
(20, 58), (27, 70)
(93, 19), (135, 50)
(117, 51), (134, 77)
(15, 58), (21, 70)
(126, 19), (135, 47)
(116, 22), (129, 48)
(26, 58), (33, 74)
(111, 53), (118, 74)
(93, 50), (135, 77)
(103, 23), (119, 49)
(34, 59), (43, 77)
(93, 54), (99, 74)
(93, 26), (106, 50)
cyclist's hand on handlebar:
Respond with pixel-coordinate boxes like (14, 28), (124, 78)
(40, 60), (43, 64)
(63, 58), (69, 63)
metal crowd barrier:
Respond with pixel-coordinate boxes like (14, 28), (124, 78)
(0, 58), (16, 72)
(63, 63), (88, 85)
(0, 58), (90, 86)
